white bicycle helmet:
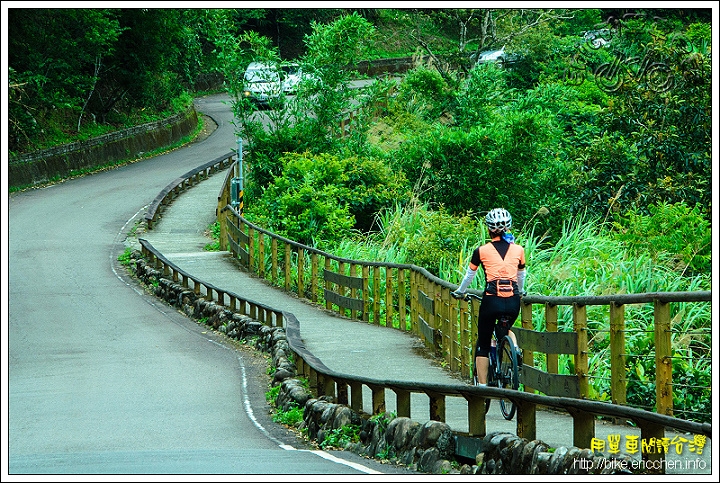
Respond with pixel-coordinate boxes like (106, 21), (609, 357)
(485, 208), (512, 232)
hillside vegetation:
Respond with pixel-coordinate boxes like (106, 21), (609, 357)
(9, 8), (712, 420)
(220, 9), (711, 421)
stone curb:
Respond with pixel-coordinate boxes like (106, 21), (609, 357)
(127, 250), (640, 475)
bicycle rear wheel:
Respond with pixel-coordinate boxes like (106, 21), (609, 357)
(498, 336), (519, 420)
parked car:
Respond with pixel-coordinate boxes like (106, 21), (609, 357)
(280, 63), (318, 94)
(472, 46), (520, 67)
(583, 29), (613, 48)
(242, 62), (282, 107)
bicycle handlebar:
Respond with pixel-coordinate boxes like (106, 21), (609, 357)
(451, 291), (482, 302)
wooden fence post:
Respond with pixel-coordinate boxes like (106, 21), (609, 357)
(248, 226), (255, 272)
(373, 266), (381, 324)
(460, 297), (470, 378)
(610, 302), (627, 406)
(258, 232), (265, 278)
(545, 303), (558, 375)
(516, 399), (536, 442)
(385, 267), (394, 328)
(284, 243), (292, 292)
(572, 303), (593, 449)
(362, 265), (370, 322)
(219, 209), (228, 251)
(395, 389), (411, 418)
(325, 257), (332, 311)
(370, 384), (386, 415)
(654, 300), (673, 416)
(467, 395), (487, 437)
(518, 301), (537, 441)
(573, 303), (589, 398)
(271, 237), (278, 284)
(398, 269), (407, 331)
(311, 253), (319, 303)
(297, 248), (305, 298)
(350, 381), (363, 413)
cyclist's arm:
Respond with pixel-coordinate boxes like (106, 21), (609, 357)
(517, 246), (527, 295)
(517, 268), (526, 295)
(455, 262), (479, 294)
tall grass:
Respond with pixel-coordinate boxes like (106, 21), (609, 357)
(243, 203), (710, 421)
(330, 206), (712, 422)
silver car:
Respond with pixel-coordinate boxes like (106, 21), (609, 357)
(243, 62), (282, 106)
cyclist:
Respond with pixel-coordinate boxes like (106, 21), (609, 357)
(451, 208), (526, 386)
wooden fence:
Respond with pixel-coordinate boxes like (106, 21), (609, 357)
(138, 233), (711, 467)
(136, 155), (711, 470)
(217, 161), (711, 425)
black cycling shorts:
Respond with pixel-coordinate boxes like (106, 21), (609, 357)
(475, 293), (520, 357)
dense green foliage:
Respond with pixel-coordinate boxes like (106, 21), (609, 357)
(8, 9), (215, 153)
(612, 202), (711, 276)
(247, 152), (408, 246)
(7, 8), (352, 155)
(11, 7), (711, 422)
(218, 9), (710, 422)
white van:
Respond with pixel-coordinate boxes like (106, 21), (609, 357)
(242, 62), (282, 107)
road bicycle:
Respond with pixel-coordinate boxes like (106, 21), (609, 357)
(455, 292), (520, 420)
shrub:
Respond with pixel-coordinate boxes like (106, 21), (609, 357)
(319, 425), (361, 450)
(395, 66), (451, 120)
(249, 152), (409, 246)
(611, 201), (711, 275)
(371, 201), (486, 279)
(272, 403), (304, 427)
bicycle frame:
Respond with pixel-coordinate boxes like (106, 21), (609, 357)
(460, 292), (520, 420)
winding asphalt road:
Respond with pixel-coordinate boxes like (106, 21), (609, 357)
(6, 93), (417, 476)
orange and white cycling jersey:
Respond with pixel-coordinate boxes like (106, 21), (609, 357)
(474, 240), (526, 297)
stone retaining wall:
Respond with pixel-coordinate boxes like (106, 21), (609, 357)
(9, 107), (199, 189)
(355, 56), (419, 76)
(128, 250), (639, 475)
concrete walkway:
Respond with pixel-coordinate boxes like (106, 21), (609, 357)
(131, 168), (712, 473)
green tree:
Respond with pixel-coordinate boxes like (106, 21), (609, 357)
(249, 152), (409, 246)
(8, 8), (221, 154)
(571, 16), (712, 222)
(8, 8), (124, 152)
(225, 13), (378, 199)
(102, 9), (198, 115)
(302, 12), (377, 135)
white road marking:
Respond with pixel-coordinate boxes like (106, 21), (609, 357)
(113, 210), (382, 474)
(239, 363), (382, 474)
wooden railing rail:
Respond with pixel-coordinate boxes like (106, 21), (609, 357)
(144, 151), (235, 229)
(138, 162), (712, 471)
(136, 238), (711, 466)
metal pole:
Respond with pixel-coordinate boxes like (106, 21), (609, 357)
(236, 137), (242, 180)
(236, 137), (244, 215)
